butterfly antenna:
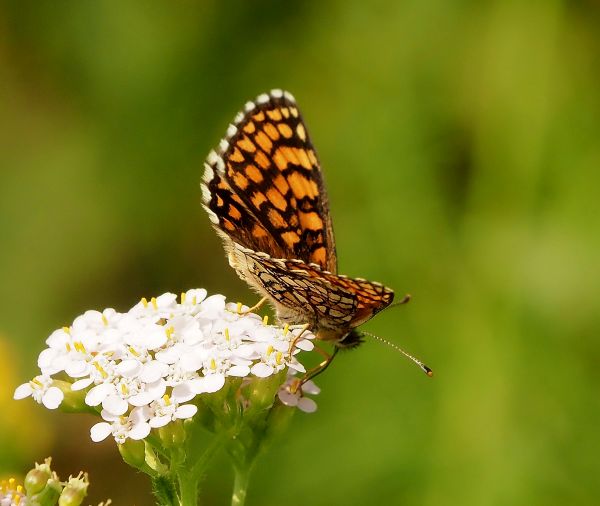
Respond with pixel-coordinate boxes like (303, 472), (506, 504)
(389, 294), (412, 308)
(362, 330), (433, 377)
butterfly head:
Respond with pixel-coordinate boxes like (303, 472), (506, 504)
(336, 329), (365, 350)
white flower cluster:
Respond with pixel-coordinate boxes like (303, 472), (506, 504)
(14, 289), (320, 443)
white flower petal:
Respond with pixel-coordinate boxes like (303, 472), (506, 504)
(171, 383), (196, 403)
(13, 383), (33, 400)
(140, 361), (169, 383)
(42, 387), (64, 409)
(251, 363), (274, 378)
(129, 422), (151, 440)
(175, 404), (198, 419)
(117, 359), (143, 377)
(71, 378), (94, 391)
(86, 383), (115, 407)
(228, 365), (250, 377)
(297, 397), (317, 413)
(90, 422), (112, 442)
(199, 294), (226, 316)
(302, 380), (321, 395)
(295, 339), (314, 351)
(278, 390), (298, 407)
(130, 406), (150, 423)
(184, 288), (207, 305)
(149, 415), (171, 428)
(202, 374), (225, 393)
(103, 395), (129, 416)
(288, 361), (306, 373)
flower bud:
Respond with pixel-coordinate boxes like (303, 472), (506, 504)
(244, 370), (286, 413)
(118, 439), (146, 469)
(24, 458), (53, 495)
(29, 476), (62, 506)
(58, 473), (88, 506)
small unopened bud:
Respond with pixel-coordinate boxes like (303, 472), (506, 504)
(245, 371), (286, 412)
(29, 476), (62, 506)
(118, 439), (146, 469)
(24, 458), (53, 495)
(58, 473), (88, 506)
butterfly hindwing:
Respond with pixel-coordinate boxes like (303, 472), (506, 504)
(229, 244), (394, 330)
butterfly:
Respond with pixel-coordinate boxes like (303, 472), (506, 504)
(201, 89), (409, 377)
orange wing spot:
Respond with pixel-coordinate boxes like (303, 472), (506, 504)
(267, 208), (286, 228)
(263, 122), (280, 141)
(266, 188), (288, 211)
(232, 172), (249, 190)
(254, 131), (273, 153)
(273, 173), (290, 195)
(252, 111), (265, 122)
(289, 107), (299, 117)
(231, 193), (244, 206)
(251, 191), (268, 208)
(280, 146), (300, 166)
(216, 195), (224, 207)
(296, 148), (312, 170)
(254, 132), (273, 153)
(245, 164), (263, 183)
(281, 107), (290, 118)
(243, 122), (256, 134)
(254, 150), (271, 169)
(308, 150), (318, 166)
(273, 149), (289, 171)
(311, 246), (327, 266)
(296, 123), (307, 141)
(238, 136), (256, 153)
(229, 147), (245, 162)
(289, 214), (299, 227)
(223, 218), (236, 231)
(267, 109), (282, 121)
(278, 123), (293, 138)
(299, 211), (324, 231)
(288, 171), (318, 199)
(281, 231), (300, 248)
(229, 205), (242, 220)
(252, 224), (268, 238)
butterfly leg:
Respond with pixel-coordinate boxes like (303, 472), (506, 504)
(230, 297), (268, 315)
(287, 323), (311, 361)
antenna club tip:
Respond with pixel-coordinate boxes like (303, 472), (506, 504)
(423, 366), (433, 377)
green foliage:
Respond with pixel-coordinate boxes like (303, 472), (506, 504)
(1, 1), (599, 505)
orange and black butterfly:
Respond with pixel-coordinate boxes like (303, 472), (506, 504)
(201, 90), (423, 376)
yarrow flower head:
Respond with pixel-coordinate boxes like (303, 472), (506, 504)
(15, 289), (319, 444)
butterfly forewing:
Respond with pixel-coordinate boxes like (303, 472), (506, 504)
(202, 90), (337, 273)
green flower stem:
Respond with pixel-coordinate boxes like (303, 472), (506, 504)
(231, 467), (251, 506)
(189, 431), (228, 478)
(178, 473), (199, 506)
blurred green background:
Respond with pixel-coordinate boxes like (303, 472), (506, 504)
(1, 1), (599, 504)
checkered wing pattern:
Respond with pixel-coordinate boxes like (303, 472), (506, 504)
(230, 244), (394, 330)
(201, 90), (337, 273)
(202, 90), (395, 340)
